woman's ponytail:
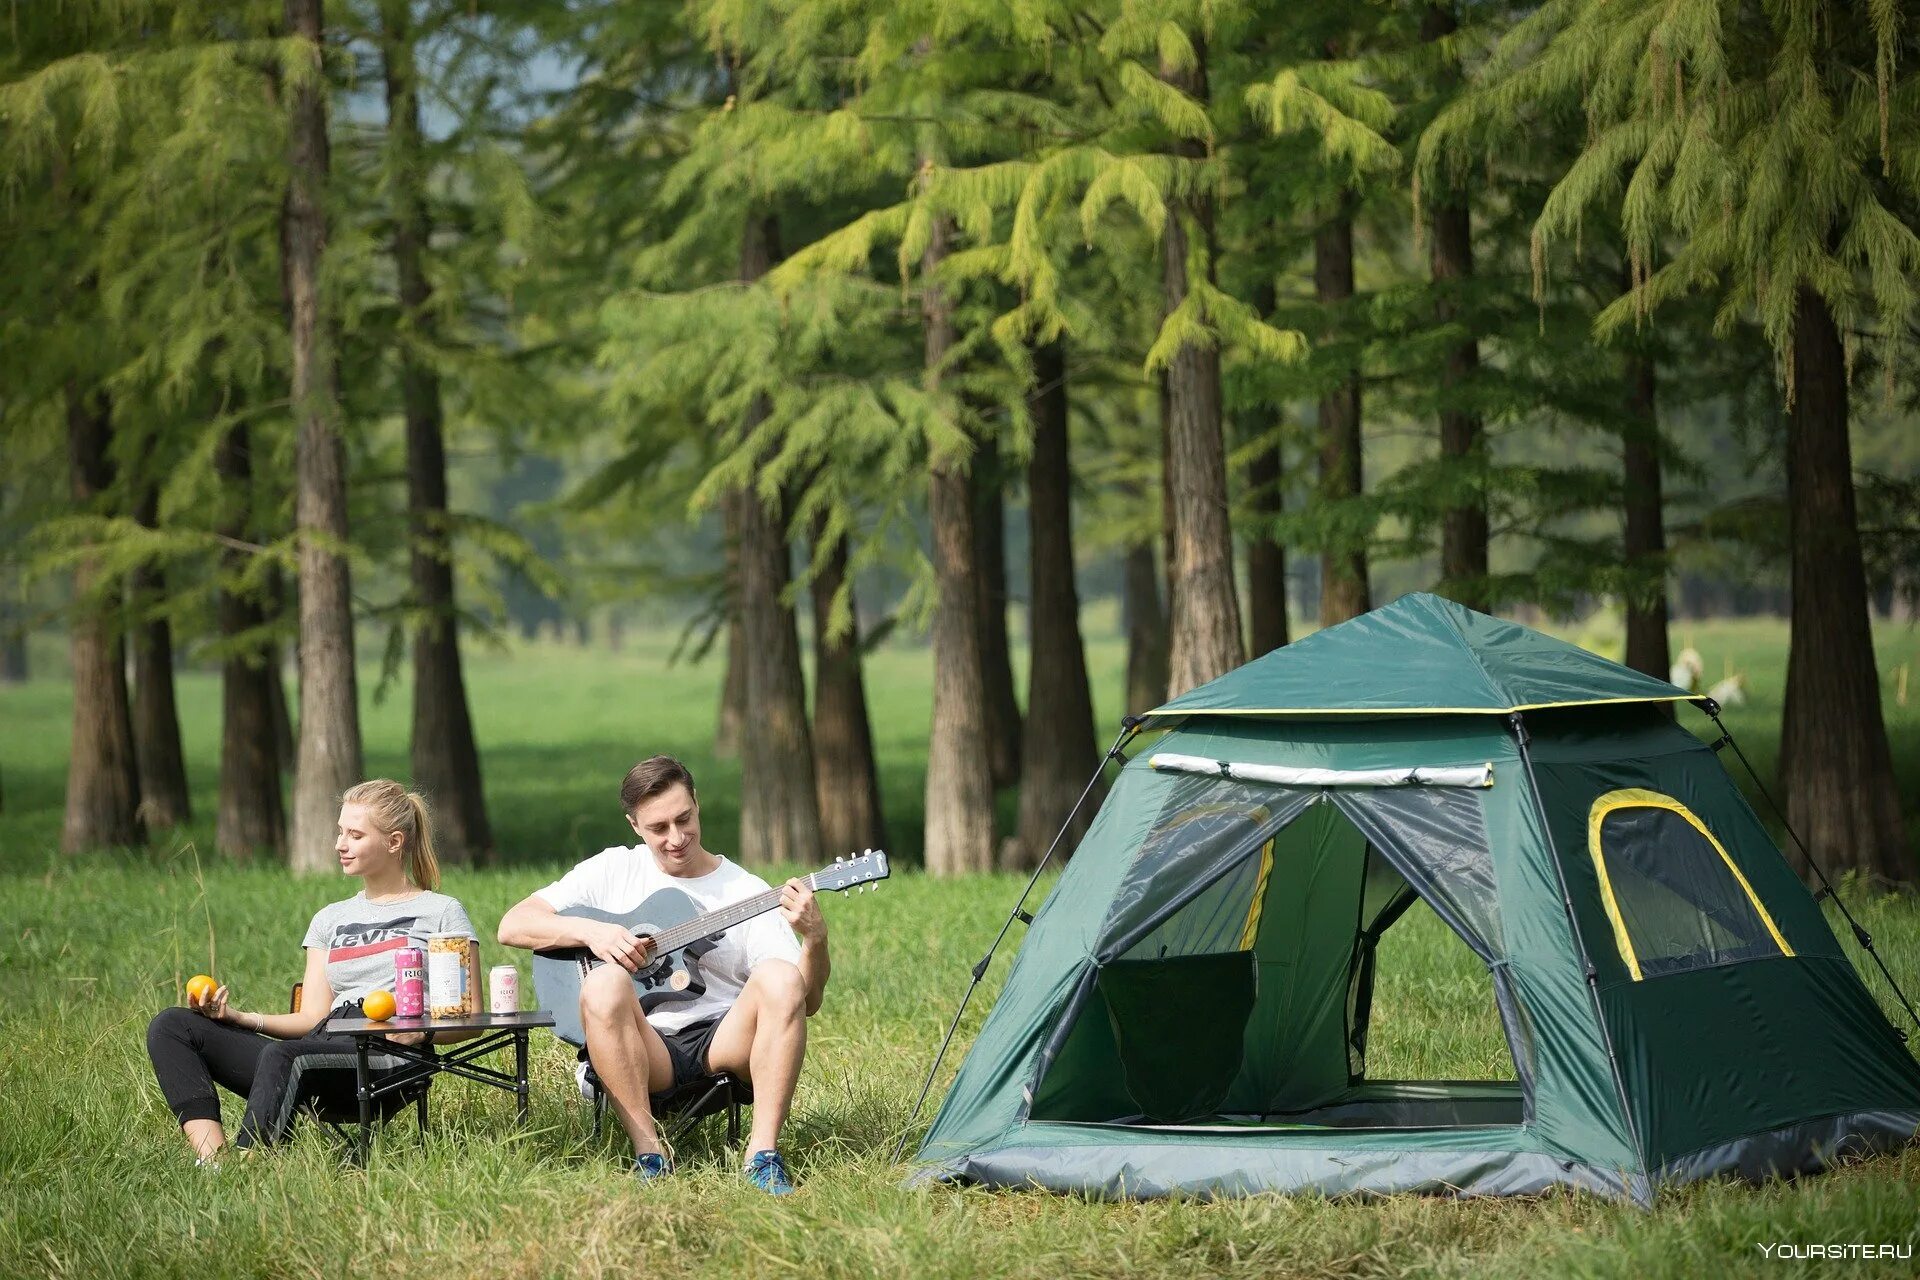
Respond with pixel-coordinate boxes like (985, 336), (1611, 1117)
(403, 791), (440, 891)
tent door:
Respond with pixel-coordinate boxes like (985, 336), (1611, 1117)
(1026, 783), (1532, 1130)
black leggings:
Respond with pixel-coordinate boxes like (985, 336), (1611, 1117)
(145, 1005), (392, 1148)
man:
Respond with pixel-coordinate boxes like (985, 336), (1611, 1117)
(498, 755), (827, 1193)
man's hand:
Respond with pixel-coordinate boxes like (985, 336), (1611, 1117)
(582, 919), (654, 972)
(780, 878), (826, 944)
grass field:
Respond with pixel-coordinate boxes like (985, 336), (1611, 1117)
(2, 617), (1919, 1278)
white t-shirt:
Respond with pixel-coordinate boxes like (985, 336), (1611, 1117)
(536, 846), (803, 1034)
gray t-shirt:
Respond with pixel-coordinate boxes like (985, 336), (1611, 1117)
(301, 890), (476, 1008)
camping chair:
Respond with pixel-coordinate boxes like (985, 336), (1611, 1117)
(577, 1052), (749, 1151)
(290, 982), (433, 1145)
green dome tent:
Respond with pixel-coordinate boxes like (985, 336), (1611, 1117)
(912, 593), (1920, 1202)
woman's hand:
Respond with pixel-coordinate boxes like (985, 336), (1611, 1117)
(384, 1030), (427, 1047)
(190, 982), (233, 1022)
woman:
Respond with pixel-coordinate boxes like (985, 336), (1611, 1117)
(145, 780), (475, 1162)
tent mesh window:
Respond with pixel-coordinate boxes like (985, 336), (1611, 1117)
(1588, 791), (1792, 981)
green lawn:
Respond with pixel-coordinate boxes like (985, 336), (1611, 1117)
(1, 619), (1918, 1277)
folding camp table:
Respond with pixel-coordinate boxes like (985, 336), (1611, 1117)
(323, 1009), (555, 1163)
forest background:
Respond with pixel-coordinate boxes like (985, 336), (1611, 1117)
(3, 0), (1919, 887)
(7, 5), (1920, 1273)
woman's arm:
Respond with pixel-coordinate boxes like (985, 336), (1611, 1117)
(194, 948), (332, 1039)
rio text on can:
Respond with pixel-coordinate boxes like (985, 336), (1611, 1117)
(394, 947), (426, 1018)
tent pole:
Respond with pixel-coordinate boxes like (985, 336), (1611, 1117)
(1508, 712), (1651, 1200)
(890, 718), (1142, 1165)
(1706, 704), (1920, 1037)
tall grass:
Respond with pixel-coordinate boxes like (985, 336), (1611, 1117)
(1, 618), (1917, 1277)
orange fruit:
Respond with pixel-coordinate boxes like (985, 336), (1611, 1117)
(186, 974), (217, 1006)
(363, 989), (397, 1021)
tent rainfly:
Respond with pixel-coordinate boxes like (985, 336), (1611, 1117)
(911, 593), (1920, 1202)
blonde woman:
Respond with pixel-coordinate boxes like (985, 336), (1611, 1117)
(145, 781), (475, 1162)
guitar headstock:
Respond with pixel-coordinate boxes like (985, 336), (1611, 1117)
(810, 848), (890, 895)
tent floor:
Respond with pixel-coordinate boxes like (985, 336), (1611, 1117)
(1058, 1079), (1525, 1132)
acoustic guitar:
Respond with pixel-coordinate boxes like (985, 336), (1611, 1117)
(532, 849), (889, 1044)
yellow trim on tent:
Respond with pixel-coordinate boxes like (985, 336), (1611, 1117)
(1238, 837), (1276, 950)
(1586, 787), (1793, 982)
(1141, 695), (1700, 717)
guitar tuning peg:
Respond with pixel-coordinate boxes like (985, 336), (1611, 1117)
(836, 854), (844, 863)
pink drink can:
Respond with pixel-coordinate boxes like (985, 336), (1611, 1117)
(394, 947), (426, 1018)
(489, 964), (519, 1014)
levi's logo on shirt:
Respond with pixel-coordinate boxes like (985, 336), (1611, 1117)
(327, 918), (421, 961)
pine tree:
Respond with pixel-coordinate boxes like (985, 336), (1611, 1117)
(921, 213), (998, 874)
(63, 387), (145, 852)
(214, 416), (288, 859)
(1420, 3), (1489, 611)
(378, 0), (493, 864)
(971, 431), (1023, 788)
(129, 475), (191, 828)
(1010, 338), (1104, 868)
(1457, 0), (1920, 885)
(1151, 18), (1246, 695)
(807, 512), (887, 859)
(284, 0), (364, 873)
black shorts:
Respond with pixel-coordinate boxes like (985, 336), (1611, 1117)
(580, 1011), (751, 1100)
(657, 1014), (726, 1091)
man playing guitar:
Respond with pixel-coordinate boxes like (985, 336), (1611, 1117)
(498, 755), (827, 1193)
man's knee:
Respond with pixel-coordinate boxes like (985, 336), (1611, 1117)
(580, 965), (638, 1025)
(751, 960), (806, 1015)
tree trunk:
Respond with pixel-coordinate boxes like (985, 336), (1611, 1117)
(1243, 281), (1289, 657)
(263, 562), (295, 775)
(1159, 43), (1245, 696)
(921, 214), (996, 875)
(972, 432), (1022, 788)
(383, 0), (491, 865)
(284, 0), (364, 874)
(129, 481), (191, 828)
(1425, 5), (1488, 612)
(1124, 541), (1170, 716)
(1010, 339), (1105, 869)
(1245, 442), (1289, 656)
(734, 213), (821, 867)
(1316, 210), (1370, 625)
(1779, 287), (1912, 887)
(214, 421), (287, 859)
(62, 385), (143, 852)
(1620, 287), (1670, 681)
(715, 492), (747, 758)
(1158, 373), (1179, 634)
(807, 513), (887, 858)
(0, 594), (25, 683)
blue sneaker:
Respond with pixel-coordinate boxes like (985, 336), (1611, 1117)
(744, 1149), (795, 1195)
(632, 1152), (673, 1181)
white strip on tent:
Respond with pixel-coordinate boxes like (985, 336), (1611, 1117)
(1148, 753), (1494, 789)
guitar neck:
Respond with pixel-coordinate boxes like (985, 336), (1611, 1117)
(647, 872), (819, 956)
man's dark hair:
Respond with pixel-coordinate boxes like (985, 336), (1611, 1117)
(621, 755), (697, 815)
